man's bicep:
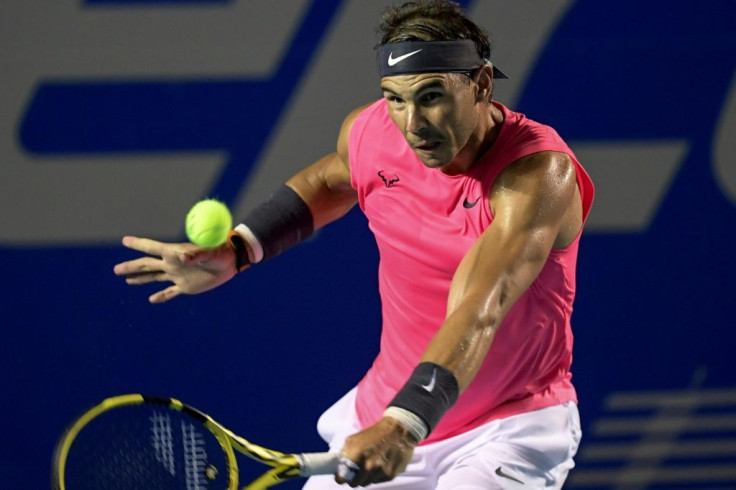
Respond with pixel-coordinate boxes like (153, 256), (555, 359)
(322, 150), (353, 191)
(490, 152), (577, 246)
(447, 153), (577, 316)
(284, 152), (356, 230)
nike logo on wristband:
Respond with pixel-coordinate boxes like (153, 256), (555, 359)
(495, 466), (524, 485)
(387, 49), (422, 66)
(421, 368), (437, 393)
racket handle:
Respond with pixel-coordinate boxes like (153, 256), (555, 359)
(296, 452), (341, 476)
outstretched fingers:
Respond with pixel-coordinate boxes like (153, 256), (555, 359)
(114, 235), (234, 303)
(123, 271), (169, 285)
(149, 285), (181, 304)
(113, 256), (166, 277)
(121, 236), (167, 256)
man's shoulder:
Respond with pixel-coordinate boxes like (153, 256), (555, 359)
(341, 100), (386, 138)
(353, 99), (386, 121)
(338, 101), (383, 157)
(508, 114), (564, 147)
(343, 99), (402, 153)
(487, 102), (571, 166)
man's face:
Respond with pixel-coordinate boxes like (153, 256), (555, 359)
(381, 72), (480, 172)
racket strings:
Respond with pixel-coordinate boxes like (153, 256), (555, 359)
(150, 411), (176, 476)
(61, 404), (232, 489)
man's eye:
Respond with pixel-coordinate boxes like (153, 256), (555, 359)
(422, 92), (442, 103)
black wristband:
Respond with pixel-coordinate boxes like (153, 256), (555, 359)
(228, 231), (250, 273)
(388, 362), (459, 435)
(241, 185), (314, 261)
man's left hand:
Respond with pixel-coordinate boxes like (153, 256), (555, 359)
(335, 416), (418, 487)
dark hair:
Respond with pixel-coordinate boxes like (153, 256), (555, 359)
(377, 1), (492, 61)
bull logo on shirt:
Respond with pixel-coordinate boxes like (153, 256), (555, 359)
(378, 170), (400, 188)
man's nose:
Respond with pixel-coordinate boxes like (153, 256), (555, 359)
(405, 105), (427, 134)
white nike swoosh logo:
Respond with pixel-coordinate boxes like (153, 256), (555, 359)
(387, 49), (422, 66)
(421, 368), (437, 393)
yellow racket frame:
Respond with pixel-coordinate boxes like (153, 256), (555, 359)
(53, 394), (306, 490)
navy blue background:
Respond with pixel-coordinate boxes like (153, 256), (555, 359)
(2, 0), (735, 488)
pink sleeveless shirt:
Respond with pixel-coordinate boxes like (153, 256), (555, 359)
(348, 99), (594, 444)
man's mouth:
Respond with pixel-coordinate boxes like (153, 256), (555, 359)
(414, 141), (441, 152)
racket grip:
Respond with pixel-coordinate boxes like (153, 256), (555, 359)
(296, 452), (341, 476)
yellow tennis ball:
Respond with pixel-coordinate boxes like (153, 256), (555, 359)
(185, 199), (233, 248)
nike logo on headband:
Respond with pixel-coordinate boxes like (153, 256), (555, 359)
(387, 49), (422, 66)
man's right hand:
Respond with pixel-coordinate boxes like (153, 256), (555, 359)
(113, 235), (238, 304)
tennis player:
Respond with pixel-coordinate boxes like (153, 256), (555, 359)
(114, 1), (594, 488)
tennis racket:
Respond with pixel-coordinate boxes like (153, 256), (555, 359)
(52, 394), (357, 490)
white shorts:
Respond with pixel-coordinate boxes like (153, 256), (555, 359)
(303, 388), (581, 489)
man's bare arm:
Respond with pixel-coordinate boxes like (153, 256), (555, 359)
(422, 151), (581, 390)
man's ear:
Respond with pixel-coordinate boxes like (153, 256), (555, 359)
(475, 64), (494, 102)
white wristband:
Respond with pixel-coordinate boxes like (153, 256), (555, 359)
(383, 406), (428, 443)
(234, 223), (264, 263)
